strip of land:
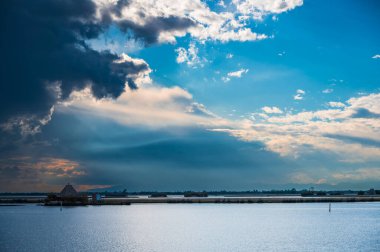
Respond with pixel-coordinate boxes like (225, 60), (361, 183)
(102, 196), (380, 204)
(1, 196), (380, 205)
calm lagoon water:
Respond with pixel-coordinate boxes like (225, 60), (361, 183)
(1, 203), (379, 251)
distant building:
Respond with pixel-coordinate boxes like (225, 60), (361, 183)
(60, 184), (79, 198)
(45, 183), (88, 206)
(368, 188), (376, 195)
(92, 193), (102, 203)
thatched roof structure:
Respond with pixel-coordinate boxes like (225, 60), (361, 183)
(60, 183), (78, 197)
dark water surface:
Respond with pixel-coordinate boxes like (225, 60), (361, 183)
(1, 203), (379, 251)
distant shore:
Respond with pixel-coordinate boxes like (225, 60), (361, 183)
(102, 196), (380, 204)
(1, 195), (380, 205)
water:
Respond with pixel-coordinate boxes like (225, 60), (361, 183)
(1, 203), (379, 251)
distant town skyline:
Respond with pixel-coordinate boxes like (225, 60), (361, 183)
(1, 0), (380, 192)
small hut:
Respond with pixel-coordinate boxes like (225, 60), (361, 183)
(60, 183), (79, 198)
(45, 183), (88, 206)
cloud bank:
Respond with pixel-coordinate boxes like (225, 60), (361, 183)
(214, 93), (380, 163)
(1, 0), (304, 135)
(0, 0), (150, 134)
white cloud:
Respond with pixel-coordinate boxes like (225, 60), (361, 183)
(0, 106), (55, 136)
(221, 76), (231, 83)
(232, 0), (303, 20)
(218, 0), (226, 8)
(58, 65), (380, 165)
(296, 89), (305, 94)
(250, 113), (269, 120)
(328, 102), (346, 108)
(175, 43), (206, 68)
(175, 48), (188, 63)
(261, 106), (283, 114)
(227, 68), (249, 78)
(212, 93), (380, 162)
(94, 0), (301, 43)
(372, 54), (380, 59)
(59, 85), (221, 128)
(57, 54), (231, 129)
(290, 173), (327, 185)
(293, 89), (305, 100)
(226, 53), (234, 59)
(113, 53), (152, 86)
(289, 167), (380, 186)
(322, 88), (333, 94)
(346, 93), (380, 113)
(332, 168), (380, 181)
(59, 52), (380, 164)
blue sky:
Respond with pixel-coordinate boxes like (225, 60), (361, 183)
(140, 0), (380, 116)
(88, 0), (380, 119)
(1, 0), (380, 192)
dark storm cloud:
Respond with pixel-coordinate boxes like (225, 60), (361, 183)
(98, 0), (196, 45)
(1, 0), (188, 129)
(0, 112), (294, 191)
(116, 17), (196, 44)
(3, 111), (379, 192)
(0, 166), (21, 179)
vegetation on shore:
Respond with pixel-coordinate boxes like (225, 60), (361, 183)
(1, 188), (379, 197)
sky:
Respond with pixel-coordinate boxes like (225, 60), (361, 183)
(1, 0), (380, 192)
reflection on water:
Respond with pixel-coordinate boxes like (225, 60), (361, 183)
(1, 203), (379, 251)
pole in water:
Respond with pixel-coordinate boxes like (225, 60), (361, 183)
(329, 203), (331, 213)
(60, 201), (62, 211)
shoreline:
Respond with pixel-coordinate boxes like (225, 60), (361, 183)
(102, 196), (380, 204)
(1, 196), (380, 205)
